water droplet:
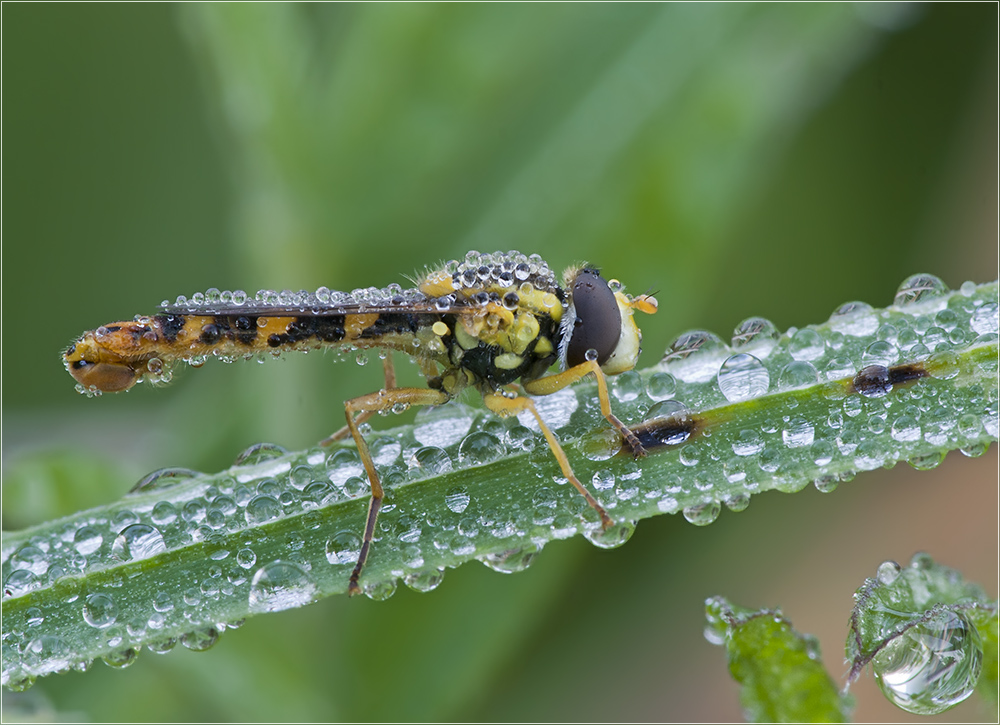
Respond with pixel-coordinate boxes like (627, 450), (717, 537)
(717, 353), (769, 402)
(82, 593), (118, 629)
(612, 370), (643, 402)
(130, 467), (198, 494)
(234, 442), (289, 466)
(731, 317), (780, 356)
(732, 428), (764, 456)
(479, 544), (541, 573)
(147, 637), (178, 654)
(661, 331), (730, 383)
(404, 568), (445, 593)
(363, 579), (398, 601)
(645, 372), (677, 402)
(458, 431), (504, 465)
(894, 274), (949, 309)
(813, 476), (838, 494)
(5, 675), (36, 692)
(890, 415), (921, 443)
(111, 524), (166, 562)
(73, 526), (104, 556)
(829, 301), (878, 336)
(970, 302), (998, 335)
(683, 501), (721, 526)
(4, 569), (38, 599)
(782, 418), (814, 448)
(908, 451), (945, 470)
(723, 493), (750, 512)
(369, 437), (402, 466)
(445, 487), (471, 514)
(853, 364), (892, 398)
(777, 361), (819, 390)
(863, 340), (898, 367)
(583, 520), (635, 549)
(325, 531), (361, 565)
(102, 647), (139, 668)
(410, 446), (453, 476)
(788, 328), (825, 361)
(876, 560), (901, 585)
(244, 494), (282, 525)
(181, 626), (221, 652)
(248, 561), (317, 613)
(413, 404), (475, 448)
(873, 609), (982, 715)
(516, 387), (578, 432)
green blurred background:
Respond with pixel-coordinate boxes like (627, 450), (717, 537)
(2, 4), (996, 721)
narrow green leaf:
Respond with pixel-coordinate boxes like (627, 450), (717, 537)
(3, 276), (997, 688)
(705, 596), (851, 722)
(846, 553), (998, 716)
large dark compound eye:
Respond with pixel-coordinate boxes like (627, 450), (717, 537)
(565, 269), (622, 367)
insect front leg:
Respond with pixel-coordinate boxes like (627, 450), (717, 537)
(522, 360), (646, 457)
(320, 354), (398, 446)
(343, 385), (449, 596)
(483, 392), (613, 531)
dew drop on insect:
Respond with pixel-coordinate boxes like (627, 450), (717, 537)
(325, 531), (361, 566)
(111, 524), (166, 562)
(717, 353), (769, 402)
(181, 626), (221, 652)
(872, 609), (982, 715)
(894, 274), (949, 309)
(583, 520), (635, 549)
(404, 568), (446, 593)
(445, 486), (471, 514)
(731, 316), (780, 356)
(248, 561), (317, 613)
(479, 544), (541, 573)
(82, 593), (118, 629)
(683, 501), (721, 526)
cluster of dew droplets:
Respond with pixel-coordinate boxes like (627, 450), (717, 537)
(864, 554), (986, 715)
(646, 273), (998, 525)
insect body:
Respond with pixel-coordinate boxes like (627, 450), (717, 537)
(64, 251), (657, 595)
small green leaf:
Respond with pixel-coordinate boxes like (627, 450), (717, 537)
(846, 553), (999, 716)
(705, 596), (851, 722)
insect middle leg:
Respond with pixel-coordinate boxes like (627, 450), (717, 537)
(483, 392), (614, 531)
(343, 385), (449, 596)
(320, 354), (398, 446)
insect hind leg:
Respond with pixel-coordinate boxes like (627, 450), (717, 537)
(344, 385), (449, 596)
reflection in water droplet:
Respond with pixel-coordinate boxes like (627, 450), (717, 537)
(364, 579), (398, 601)
(248, 561), (317, 613)
(458, 431), (504, 465)
(788, 328), (825, 361)
(445, 487), (471, 514)
(410, 446), (453, 476)
(782, 418), (814, 448)
(661, 331), (730, 383)
(404, 568), (445, 593)
(894, 274), (948, 308)
(102, 647), (139, 669)
(876, 560), (901, 585)
(829, 301), (879, 336)
(731, 317), (780, 356)
(645, 372), (677, 401)
(778, 361), (819, 390)
(234, 442), (289, 466)
(245, 495), (282, 524)
(583, 520), (635, 549)
(73, 526), (104, 556)
(683, 501), (721, 526)
(325, 531), (361, 565)
(717, 353), (769, 402)
(82, 593), (118, 629)
(181, 626), (221, 652)
(111, 524), (167, 562)
(873, 610), (982, 715)
(479, 544), (541, 573)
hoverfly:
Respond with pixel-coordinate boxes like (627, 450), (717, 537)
(64, 251), (657, 594)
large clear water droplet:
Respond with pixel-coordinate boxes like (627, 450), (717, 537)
(583, 520), (635, 549)
(873, 609), (983, 715)
(111, 524), (166, 562)
(829, 301), (879, 336)
(248, 561), (317, 613)
(479, 544), (541, 573)
(717, 353), (769, 402)
(731, 317), (780, 357)
(82, 593), (118, 629)
(661, 331), (730, 383)
(894, 274), (949, 309)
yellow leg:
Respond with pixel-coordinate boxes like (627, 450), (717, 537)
(320, 355), (397, 446)
(343, 385), (449, 596)
(522, 360), (646, 457)
(484, 392), (613, 531)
